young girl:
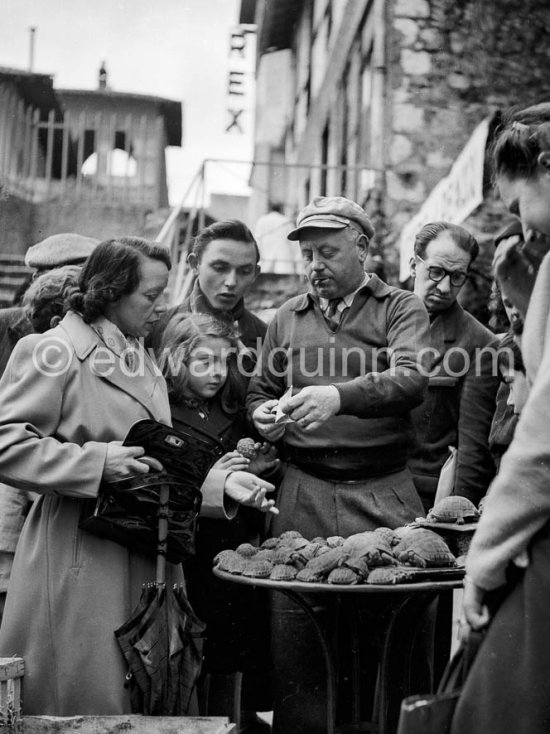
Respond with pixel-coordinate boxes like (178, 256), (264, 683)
(156, 311), (278, 734)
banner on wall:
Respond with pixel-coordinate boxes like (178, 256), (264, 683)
(398, 118), (490, 281)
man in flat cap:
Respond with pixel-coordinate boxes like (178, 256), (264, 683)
(246, 196), (431, 732)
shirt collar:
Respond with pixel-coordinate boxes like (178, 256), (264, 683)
(291, 272), (393, 312)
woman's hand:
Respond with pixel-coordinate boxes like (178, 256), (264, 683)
(212, 450), (251, 473)
(252, 400), (286, 441)
(103, 441), (162, 482)
(247, 442), (280, 476)
(460, 576), (491, 638)
(224, 471), (278, 514)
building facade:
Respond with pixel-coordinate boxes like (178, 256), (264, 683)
(241, 0), (550, 290)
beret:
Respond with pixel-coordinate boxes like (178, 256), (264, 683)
(25, 233), (100, 270)
(288, 196), (375, 241)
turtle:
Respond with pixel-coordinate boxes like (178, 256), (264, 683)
(426, 496), (480, 525)
(340, 554), (370, 580)
(394, 530), (456, 568)
(289, 543), (318, 569)
(242, 559), (274, 578)
(373, 526), (399, 546)
(217, 553), (247, 574)
(235, 542), (258, 557)
(296, 567), (324, 583)
(327, 567), (360, 585)
(270, 564), (298, 581)
(305, 547), (348, 577)
(213, 549), (239, 567)
(326, 535), (345, 548)
(254, 548), (275, 562)
(236, 437), (258, 459)
(366, 567), (416, 585)
(341, 531), (396, 567)
(279, 536), (310, 552)
(260, 536), (280, 550)
(279, 530), (304, 541)
(311, 536), (328, 546)
(271, 546), (295, 565)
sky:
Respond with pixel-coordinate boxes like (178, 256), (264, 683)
(0, 0), (256, 205)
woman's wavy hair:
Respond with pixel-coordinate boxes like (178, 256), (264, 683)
(23, 265), (81, 333)
(491, 102), (550, 182)
(155, 310), (244, 413)
(66, 237), (171, 322)
(190, 219), (260, 263)
(413, 221), (479, 263)
(497, 331), (525, 376)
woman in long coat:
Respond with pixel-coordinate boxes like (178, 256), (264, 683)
(452, 103), (550, 733)
(0, 237), (178, 715)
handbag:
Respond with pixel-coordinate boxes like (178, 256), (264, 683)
(80, 419), (224, 563)
(396, 630), (484, 734)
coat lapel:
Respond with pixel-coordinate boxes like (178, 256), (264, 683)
(58, 312), (169, 420)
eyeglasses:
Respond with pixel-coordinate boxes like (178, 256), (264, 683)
(416, 255), (468, 287)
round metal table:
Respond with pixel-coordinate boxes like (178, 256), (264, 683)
(214, 567), (463, 734)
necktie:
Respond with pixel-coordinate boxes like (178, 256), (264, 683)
(325, 298), (341, 330)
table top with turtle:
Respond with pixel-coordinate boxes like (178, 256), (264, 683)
(212, 524), (465, 591)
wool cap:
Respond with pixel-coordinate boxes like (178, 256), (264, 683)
(287, 196), (375, 241)
(25, 233), (100, 270)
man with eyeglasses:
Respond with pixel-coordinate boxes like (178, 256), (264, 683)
(408, 221), (500, 513)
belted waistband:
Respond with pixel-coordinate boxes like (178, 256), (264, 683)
(282, 444), (406, 482)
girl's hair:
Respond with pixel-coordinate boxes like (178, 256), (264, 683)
(497, 331), (525, 375)
(491, 102), (550, 181)
(413, 221), (479, 263)
(156, 310), (245, 413)
(190, 219), (260, 263)
(66, 236), (171, 323)
(23, 265), (81, 333)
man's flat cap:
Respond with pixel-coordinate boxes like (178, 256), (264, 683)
(25, 233), (100, 270)
(288, 196), (375, 241)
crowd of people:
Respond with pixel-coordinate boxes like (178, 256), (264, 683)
(0, 101), (549, 734)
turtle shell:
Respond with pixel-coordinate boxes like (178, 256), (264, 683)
(279, 530), (304, 541)
(242, 559), (274, 578)
(254, 548), (275, 562)
(341, 531), (396, 567)
(261, 537), (280, 550)
(296, 567), (324, 583)
(236, 437), (258, 459)
(395, 531), (456, 568)
(327, 567), (360, 585)
(326, 535), (345, 548)
(341, 554), (370, 580)
(279, 537), (310, 552)
(305, 547), (348, 576)
(270, 564), (298, 581)
(271, 547), (295, 565)
(217, 554), (247, 574)
(235, 542), (258, 557)
(213, 549), (239, 566)
(367, 567), (415, 585)
(427, 496), (480, 524)
(373, 527), (399, 545)
(311, 536), (328, 546)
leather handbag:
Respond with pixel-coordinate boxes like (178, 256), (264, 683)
(80, 419), (224, 563)
(397, 630), (484, 734)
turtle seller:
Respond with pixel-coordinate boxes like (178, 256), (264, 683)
(247, 195), (431, 733)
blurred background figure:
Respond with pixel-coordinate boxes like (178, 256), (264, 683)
(254, 202), (302, 275)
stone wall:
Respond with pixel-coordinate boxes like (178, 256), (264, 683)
(386, 0), (550, 280)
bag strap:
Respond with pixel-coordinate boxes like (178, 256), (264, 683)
(436, 629), (485, 694)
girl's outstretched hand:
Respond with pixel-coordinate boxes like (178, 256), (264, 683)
(224, 471), (279, 514)
(212, 450), (251, 473)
